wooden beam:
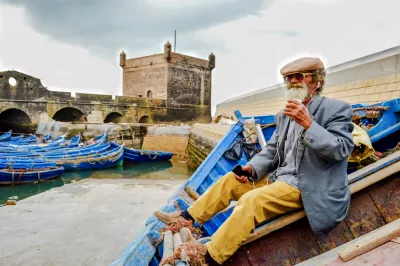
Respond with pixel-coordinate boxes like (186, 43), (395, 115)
(243, 210), (306, 245)
(338, 218), (400, 261)
(392, 236), (400, 244)
(350, 160), (400, 194)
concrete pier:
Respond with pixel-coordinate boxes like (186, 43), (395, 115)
(0, 178), (184, 266)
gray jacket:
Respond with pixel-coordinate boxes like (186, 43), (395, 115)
(248, 95), (354, 235)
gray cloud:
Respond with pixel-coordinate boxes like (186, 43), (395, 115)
(1, 0), (272, 59)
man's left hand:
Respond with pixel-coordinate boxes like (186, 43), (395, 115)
(283, 100), (312, 130)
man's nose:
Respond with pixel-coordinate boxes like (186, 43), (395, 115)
(290, 76), (299, 83)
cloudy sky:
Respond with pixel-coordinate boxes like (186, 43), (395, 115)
(0, 0), (399, 114)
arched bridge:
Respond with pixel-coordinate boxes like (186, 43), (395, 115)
(0, 70), (211, 133)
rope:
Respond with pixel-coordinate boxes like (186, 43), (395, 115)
(38, 171), (41, 182)
(148, 152), (158, 160)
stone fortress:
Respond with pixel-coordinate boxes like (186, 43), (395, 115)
(0, 42), (215, 133)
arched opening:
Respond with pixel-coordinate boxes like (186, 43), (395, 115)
(52, 107), (86, 123)
(138, 115), (152, 124)
(0, 108), (32, 133)
(104, 112), (123, 123)
(147, 90), (153, 99)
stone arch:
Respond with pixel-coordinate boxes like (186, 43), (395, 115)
(52, 107), (86, 122)
(104, 112), (123, 123)
(0, 108), (32, 133)
(138, 115), (152, 124)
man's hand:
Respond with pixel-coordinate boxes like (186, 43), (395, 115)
(283, 100), (313, 129)
(233, 165), (253, 183)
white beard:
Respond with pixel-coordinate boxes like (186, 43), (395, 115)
(285, 86), (309, 102)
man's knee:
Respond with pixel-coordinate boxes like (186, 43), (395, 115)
(237, 190), (257, 205)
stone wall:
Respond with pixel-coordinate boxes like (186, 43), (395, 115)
(215, 46), (400, 118)
(186, 123), (230, 168)
(141, 125), (191, 156)
(122, 54), (168, 99)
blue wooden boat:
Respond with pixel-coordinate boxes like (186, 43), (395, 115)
(0, 161), (56, 170)
(0, 131), (12, 142)
(112, 97), (400, 266)
(47, 142), (124, 171)
(0, 166), (64, 185)
(123, 147), (173, 163)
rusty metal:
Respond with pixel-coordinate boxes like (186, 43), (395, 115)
(344, 193), (386, 238)
(369, 175), (400, 223)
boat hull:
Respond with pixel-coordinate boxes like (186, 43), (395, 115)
(0, 166), (65, 185)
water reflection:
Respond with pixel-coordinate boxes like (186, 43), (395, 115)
(0, 158), (193, 205)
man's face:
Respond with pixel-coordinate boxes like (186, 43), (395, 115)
(284, 73), (316, 101)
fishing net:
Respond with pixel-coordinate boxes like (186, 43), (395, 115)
(161, 217), (202, 238)
(174, 242), (208, 266)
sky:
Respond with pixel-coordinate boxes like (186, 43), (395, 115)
(1, 0), (399, 114)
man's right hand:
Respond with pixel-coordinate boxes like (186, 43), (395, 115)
(233, 165), (253, 183)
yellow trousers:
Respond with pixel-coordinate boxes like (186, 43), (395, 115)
(187, 172), (303, 264)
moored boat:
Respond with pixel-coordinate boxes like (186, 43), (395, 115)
(0, 166), (65, 185)
(123, 147), (173, 163)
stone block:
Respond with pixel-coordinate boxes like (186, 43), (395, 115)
(349, 96), (360, 104)
(356, 87), (366, 95)
(397, 82), (400, 91)
(345, 81), (356, 90)
(391, 91), (400, 99)
(347, 89), (359, 97)
(353, 80), (364, 89)
(378, 92), (392, 101)
(359, 94), (370, 103)
(387, 83), (397, 92)
(363, 79), (374, 87)
(365, 94), (380, 102)
(365, 86), (377, 94)
(375, 84), (388, 93)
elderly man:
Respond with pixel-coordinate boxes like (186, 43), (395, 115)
(155, 57), (354, 265)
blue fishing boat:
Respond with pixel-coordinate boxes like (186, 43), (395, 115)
(47, 142), (124, 171)
(0, 131), (12, 142)
(123, 147), (173, 163)
(0, 166), (64, 185)
(112, 97), (400, 266)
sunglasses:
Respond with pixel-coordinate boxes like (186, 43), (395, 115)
(284, 72), (314, 83)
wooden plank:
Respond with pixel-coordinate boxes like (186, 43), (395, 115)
(317, 221), (354, 252)
(369, 174), (400, 223)
(392, 236), (400, 244)
(349, 161), (400, 194)
(243, 218), (323, 265)
(344, 192), (386, 238)
(338, 218), (400, 261)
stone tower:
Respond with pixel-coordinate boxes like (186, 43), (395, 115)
(120, 42), (215, 110)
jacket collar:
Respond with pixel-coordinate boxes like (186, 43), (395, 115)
(307, 94), (323, 118)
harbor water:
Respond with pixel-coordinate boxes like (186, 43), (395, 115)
(0, 157), (194, 205)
